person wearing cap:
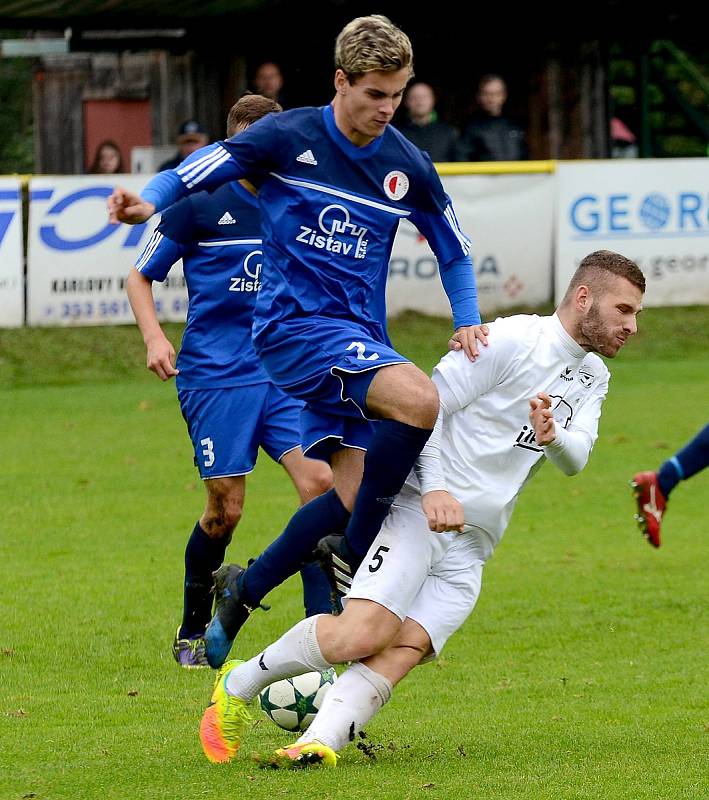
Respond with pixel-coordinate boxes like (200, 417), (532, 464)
(158, 120), (210, 172)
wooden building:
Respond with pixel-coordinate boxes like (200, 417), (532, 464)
(1, 1), (707, 173)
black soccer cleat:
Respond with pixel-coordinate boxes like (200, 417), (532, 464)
(204, 563), (269, 668)
(314, 534), (362, 601)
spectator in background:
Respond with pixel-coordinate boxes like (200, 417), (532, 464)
(252, 61), (287, 106)
(89, 140), (124, 174)
(396, 81), (460, 162)
(610, 117), (639, 158)
(459, 74), (527, 161)
(158, 120), (210, 172)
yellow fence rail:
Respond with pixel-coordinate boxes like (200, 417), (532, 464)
(435, 160), (557, 176)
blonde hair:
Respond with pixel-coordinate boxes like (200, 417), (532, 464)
(334, 15), (413, 82)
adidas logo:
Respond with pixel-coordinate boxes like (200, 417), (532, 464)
(218, 211), (236, 225)
(296, 149), (318, 166)
(331, 553), (353, 597)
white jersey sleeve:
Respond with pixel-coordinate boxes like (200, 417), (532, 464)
(433, 335), (522, 413)
(413, 403), (446, 495)
(542, 364), (609, 475)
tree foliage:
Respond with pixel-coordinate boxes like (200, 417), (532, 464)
(0, 40), (34, 174)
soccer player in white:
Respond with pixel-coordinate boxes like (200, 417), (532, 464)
(198, 250), (645, 767)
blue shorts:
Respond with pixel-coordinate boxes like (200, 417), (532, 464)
(254, 317), (408, 458)
(177, 383), (302, 480)
(301, 407), (379, 462)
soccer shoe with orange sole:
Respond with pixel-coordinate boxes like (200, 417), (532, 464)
(199, 659), (252, 763)
(630, 471), (667, 548)
(271, 741), (338, 768)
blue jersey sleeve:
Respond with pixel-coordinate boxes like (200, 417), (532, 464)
(135, 197), (199, 280)
(409, 196), (471, 263)
(141, 143), (243, 211)
(141, 169), (184, 211)
(439, 257), (480, 328)
(142, 113), (282, 210)
(410, 197), (480, 328)
(219, 113), (282, 175)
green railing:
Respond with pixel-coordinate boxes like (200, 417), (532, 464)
(639, 40), (709, 157)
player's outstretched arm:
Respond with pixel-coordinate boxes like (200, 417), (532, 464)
(410, 200), (485, 361)
(126, 268), (178, 381)
(109, 142), (244, 225)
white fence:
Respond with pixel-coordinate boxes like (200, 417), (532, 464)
(3, 158), (709, 327)
(555, 160), (709, 305)
(26, 176), (186, 326)
(0, 179), (24, 327)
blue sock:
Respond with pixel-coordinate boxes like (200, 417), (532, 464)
(180, 521), (228, 639)
(658, 423), (709, 498)
(344, 419), (433, 559)
(242, 488), (350, 606)
(299, 561), (334, 616)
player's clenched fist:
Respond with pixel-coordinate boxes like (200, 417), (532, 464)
(421, 489), (465, 533)
(529, 392), (556, 446)
(108, 187), (156, 225)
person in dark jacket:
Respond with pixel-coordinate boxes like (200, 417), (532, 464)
(396, 82), (460, 162)
(158, 120), (210, 172)
(459, 74), (527, 161)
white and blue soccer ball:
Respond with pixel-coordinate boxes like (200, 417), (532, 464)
(258, 669), (337, 732)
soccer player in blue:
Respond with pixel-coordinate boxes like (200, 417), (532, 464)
(126, 94), (333, 669)
(110, 15), (487, 668)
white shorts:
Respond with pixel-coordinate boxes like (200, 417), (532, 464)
(346, 500), (487, 657)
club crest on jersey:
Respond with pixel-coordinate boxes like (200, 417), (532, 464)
(578, 366), (596, 388)
(383, 170), (409, 201)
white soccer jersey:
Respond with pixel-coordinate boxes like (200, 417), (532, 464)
(404, 313), (610, 557)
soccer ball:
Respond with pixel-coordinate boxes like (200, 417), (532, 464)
(258, 669), (336, 732)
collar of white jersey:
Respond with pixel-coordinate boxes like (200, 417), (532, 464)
(548, 313), (587, 360)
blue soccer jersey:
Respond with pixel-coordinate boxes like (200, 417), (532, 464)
(135, 181), (268, 389)
(143, 105), (480, 357)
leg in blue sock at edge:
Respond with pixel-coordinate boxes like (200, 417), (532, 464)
(658, 422), (709, 498)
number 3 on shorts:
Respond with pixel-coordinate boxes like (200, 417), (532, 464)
(200, 436), (215, 468)
(368, 545), (390, 573)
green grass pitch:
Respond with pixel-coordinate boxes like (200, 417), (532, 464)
(1, 309), (707, 800)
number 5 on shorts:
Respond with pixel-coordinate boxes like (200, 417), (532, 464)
(368, 545), (390, 573)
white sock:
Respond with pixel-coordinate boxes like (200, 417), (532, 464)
(297, 662), (393, 752)
(225, 614), (331, 700)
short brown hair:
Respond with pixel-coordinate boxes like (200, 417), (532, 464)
(334, 15), (414, 82)
(226, 93), (282, 137)
(563, 250), (646, 302)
